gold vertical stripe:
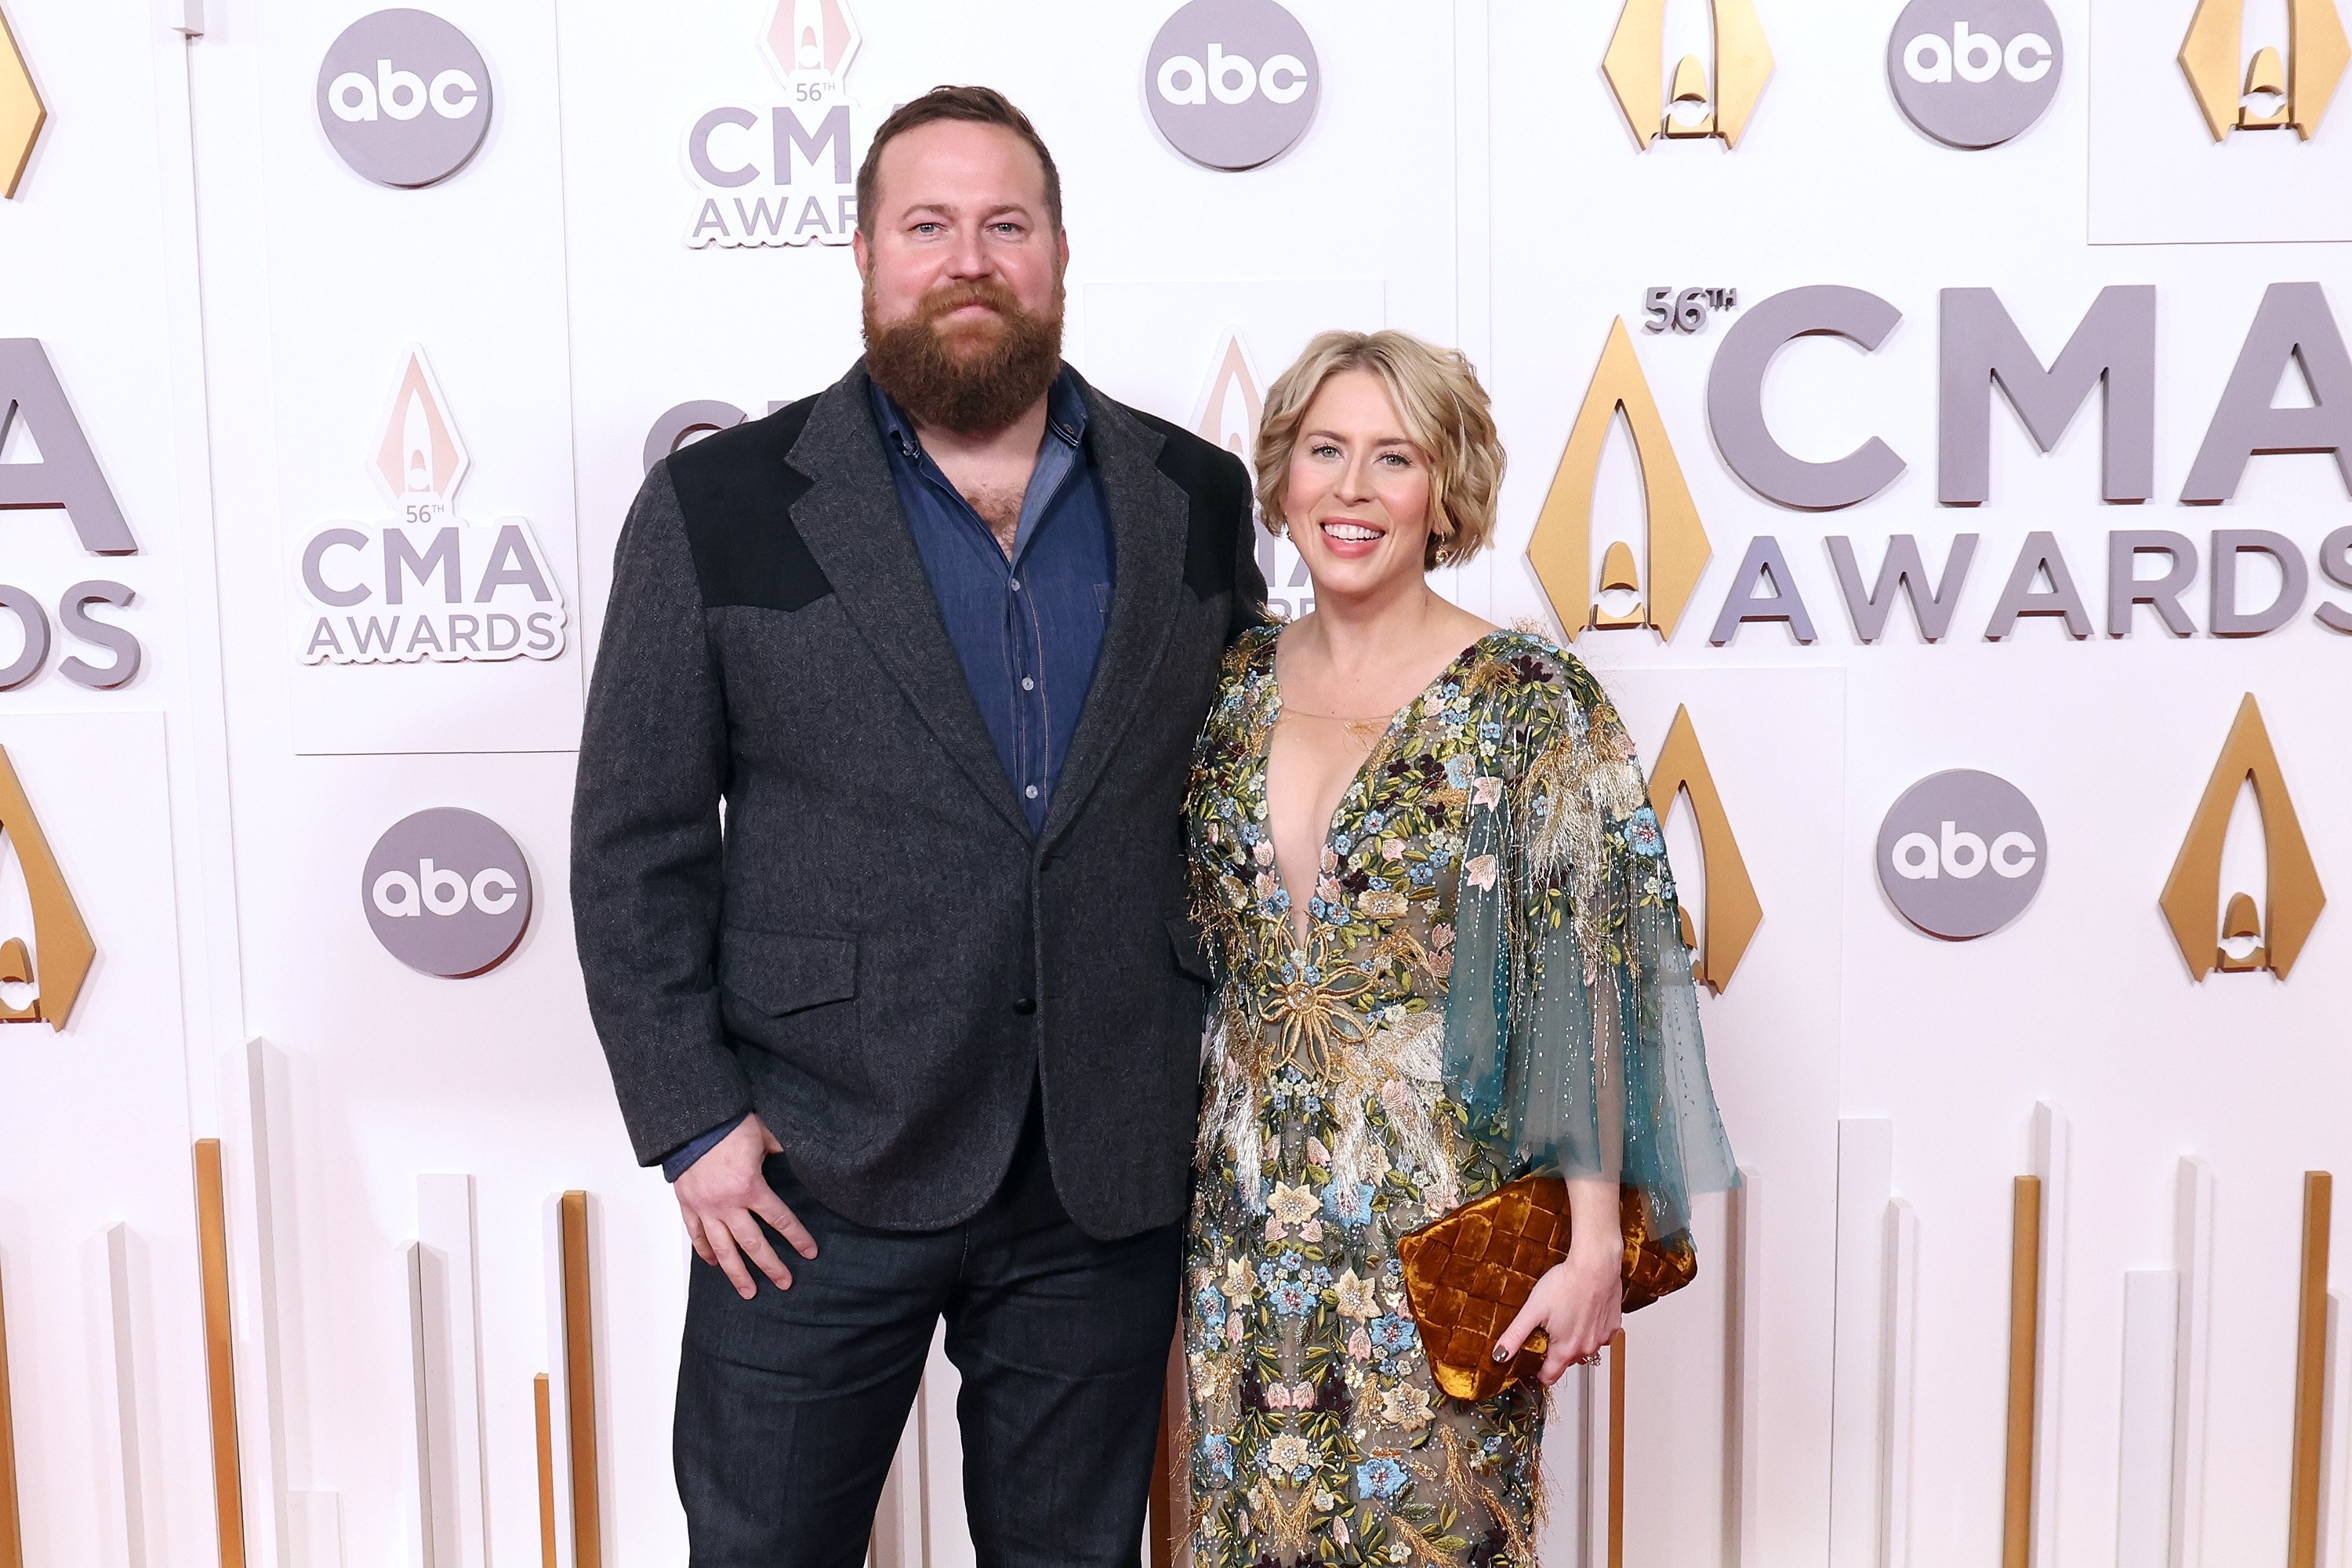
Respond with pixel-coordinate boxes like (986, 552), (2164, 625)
(195, 1140), (249, 1567)
(560, 1192), (601, 1568)
(2288, 1171), (2333, 1568)
(0, 1256), (21, 1568)
(2002, 1175), (2042, 1568)
(535, 1374), (557, 1568)
(1608, 1327), (1627, 1568)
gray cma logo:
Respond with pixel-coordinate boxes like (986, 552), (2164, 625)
(1146, 0), (1319, 171)
(1888, 0), (2060, 149)
(1876, 770), (2047, 940)
(363, 808), (532, 978)
(317, 9), (492, 189)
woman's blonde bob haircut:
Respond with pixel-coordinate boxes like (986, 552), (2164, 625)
(1253, 329), (1504, 570)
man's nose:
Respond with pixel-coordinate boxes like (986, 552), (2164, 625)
(942, 229), (993, 279)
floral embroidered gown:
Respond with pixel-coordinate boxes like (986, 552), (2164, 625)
(1180, 626), (1737, 1567)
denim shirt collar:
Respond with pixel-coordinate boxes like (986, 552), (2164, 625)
(870, 365), (1090, 566)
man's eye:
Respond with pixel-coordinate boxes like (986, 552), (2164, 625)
(913, 223), (942, 235)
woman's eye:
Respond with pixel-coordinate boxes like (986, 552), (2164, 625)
(1378, 452), (1412, 468)
(1310, 443), (1341, 459)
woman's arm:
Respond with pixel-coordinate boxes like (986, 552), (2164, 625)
(1492, 1176), (1622, 1385)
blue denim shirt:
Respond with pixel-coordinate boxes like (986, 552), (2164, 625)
(663, 368), (1113, 1180)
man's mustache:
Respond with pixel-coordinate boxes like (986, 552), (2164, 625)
(913, 280), (1022, 328)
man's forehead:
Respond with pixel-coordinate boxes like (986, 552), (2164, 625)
(876, 122), (1048, 209)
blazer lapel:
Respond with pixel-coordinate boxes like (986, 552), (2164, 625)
(1040, 379), (1190, 848)
(784, 365), (1030, 836)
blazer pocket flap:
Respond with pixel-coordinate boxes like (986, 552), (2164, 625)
(1166, 915), (1214, 984)
(720, 931), (858, 1014)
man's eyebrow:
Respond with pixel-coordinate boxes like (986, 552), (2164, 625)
(893, 201), (1037, 228)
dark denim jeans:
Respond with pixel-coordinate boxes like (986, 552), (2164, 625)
(674, 1098), (1181, 1566)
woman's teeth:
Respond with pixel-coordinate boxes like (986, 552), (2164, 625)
(1323, 521), (1381, 542)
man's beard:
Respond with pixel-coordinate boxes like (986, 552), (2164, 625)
(862, 274), (1065, 436)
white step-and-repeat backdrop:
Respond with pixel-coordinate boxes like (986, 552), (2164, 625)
(1, 0), (2347, 1563)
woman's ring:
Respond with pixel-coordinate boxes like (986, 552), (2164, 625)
(1579, 1350), (1602, 1367)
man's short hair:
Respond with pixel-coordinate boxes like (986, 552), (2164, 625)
(856, 85), (1063, 237)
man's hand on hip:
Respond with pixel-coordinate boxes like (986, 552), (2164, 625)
(675, 1113), (818, 1298)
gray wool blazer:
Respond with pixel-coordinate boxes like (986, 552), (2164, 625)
(571, 361), (1267, 1240)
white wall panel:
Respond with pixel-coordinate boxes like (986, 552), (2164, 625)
(0, 0), (2345, 1561)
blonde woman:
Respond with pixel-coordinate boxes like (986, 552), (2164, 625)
(1180, 331), (1737, 1564)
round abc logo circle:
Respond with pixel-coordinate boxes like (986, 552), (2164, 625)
(1887, 0), (2061, 149)
(1875, 771), (2047, 940)
(317, 9), (493, 189)
(1145, 0), (1319, 171)
(362, 808), (532, 978)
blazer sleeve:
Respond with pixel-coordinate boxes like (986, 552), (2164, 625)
(1221, 447), (1271, 641)
(570, 460), (752, 1166)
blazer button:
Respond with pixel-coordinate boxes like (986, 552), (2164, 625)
(1013, 996), (1037, 1015)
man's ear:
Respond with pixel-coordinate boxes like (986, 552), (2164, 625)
(852, 227), (871, 278)
(1057, 229), (1070, 275)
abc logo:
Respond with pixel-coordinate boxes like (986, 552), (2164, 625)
(1145, 0), (1320, 172)
(316, 10), (495, 190)
(1875, 771), (2048, 940)
(1886, 0), (2062, 150)
(361, 808), (532, 978)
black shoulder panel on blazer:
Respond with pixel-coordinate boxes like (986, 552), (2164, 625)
(665, 396), (830, 612)
(1130, 408), (1254, 603)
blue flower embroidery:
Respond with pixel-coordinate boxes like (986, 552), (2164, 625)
(1193, 1284), (1226, 1330)
(1324, 1181), (1375, 1228)
(1625, 805), (1665, 858)
(1444, 756), (1472, 789)
(1201, 1432), (1235, 1483)
(1356, 1455), (1409, 1499)
(1269, 1277), (1316, 1317)
(1369, 1314), (1418, 1356)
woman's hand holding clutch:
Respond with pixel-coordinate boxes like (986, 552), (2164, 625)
(1491, 1177), (1624, 1386)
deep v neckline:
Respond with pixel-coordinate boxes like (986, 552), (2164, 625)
(1259, 630), (1498, 950)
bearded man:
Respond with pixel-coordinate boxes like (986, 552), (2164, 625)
(572, 85), (1265, 1563)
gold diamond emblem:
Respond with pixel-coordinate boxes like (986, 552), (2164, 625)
(0, 5), (45, 200)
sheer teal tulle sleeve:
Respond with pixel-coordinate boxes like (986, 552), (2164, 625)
(1443, 662), (1738, 1240)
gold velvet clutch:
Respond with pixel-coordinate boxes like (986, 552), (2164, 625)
(1396, 1176), (1697, 1402)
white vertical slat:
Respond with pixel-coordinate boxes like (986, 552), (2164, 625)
(2030, 1102), (2070, 1568)
(285, 1494), (343, 1568)
(1539, 1338), (1592, 1566)
(1880, 1200), (1918, 1568)
(101, 1224), (147, 1568)
(1587, 1348), (1610, 1568)
(1830, 1119), (1894, 1568)
(2171, 1157), (2216, 1568)
(2117, 1270), (2180, 1568)
(414, 1176), (488, 1568)
(869, 1382), (927, 1568)
(1726, 1167), (1764, 1568)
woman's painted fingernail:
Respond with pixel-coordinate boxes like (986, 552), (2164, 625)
(1492, 1344), (1509, 1362)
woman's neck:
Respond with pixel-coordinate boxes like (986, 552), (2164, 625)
(1296, 574), (1442, 674)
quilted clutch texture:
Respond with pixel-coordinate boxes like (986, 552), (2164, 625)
(1397, 1176), (1698, 1403)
